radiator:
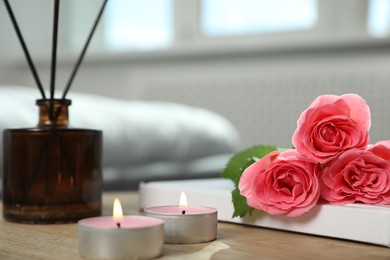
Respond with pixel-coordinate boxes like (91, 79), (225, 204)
(127, 54), (390, 149)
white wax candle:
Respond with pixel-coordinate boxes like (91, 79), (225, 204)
(143, 205), (217, 244)
(78, 215), (164, 259)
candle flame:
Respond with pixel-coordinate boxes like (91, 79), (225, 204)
(113, 198), (124, 221)
(179, 192), (188, 208)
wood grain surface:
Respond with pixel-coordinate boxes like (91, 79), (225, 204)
(1, 192), (389, 259)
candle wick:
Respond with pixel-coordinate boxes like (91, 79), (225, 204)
(117, 222), (121, 229)
(182, 210), (186, 215)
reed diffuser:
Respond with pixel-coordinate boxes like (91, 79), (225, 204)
(2, 0), (107, 223)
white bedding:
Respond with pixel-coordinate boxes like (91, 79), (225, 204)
(0, 86), (240, 189)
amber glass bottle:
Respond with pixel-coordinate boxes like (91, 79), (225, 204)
(2, 99), (102, 223)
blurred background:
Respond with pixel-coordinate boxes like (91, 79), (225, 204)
(0, 0), (390, 149)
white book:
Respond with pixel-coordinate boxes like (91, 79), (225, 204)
(139, 178), (390, 247)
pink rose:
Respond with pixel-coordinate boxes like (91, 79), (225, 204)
(320, 148), (390, 204)
(367, 140), (390, 161)
(239, 150), (320, 217)
(292, 94), (370, 163)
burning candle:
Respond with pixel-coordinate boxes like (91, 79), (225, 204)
(78, 198), (164, 259)
(143, 192), (218, 244)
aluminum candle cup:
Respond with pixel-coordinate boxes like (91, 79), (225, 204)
(143, 206), (218, 244)
(78, 216), (164, 259)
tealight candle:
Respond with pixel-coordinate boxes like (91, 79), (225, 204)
(143, 192), (217, 244)
(78, 198), (164, 259)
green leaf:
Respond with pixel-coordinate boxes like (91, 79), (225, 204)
(232, 187), (254, 218)
(221, 145), (277, 218)
(221, 145), (277, 186)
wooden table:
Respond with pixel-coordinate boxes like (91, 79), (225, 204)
(1, 192), (389, 259)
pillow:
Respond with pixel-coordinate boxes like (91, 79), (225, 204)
(0, 86), (240, 168)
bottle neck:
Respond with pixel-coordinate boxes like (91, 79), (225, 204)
(37, 99), (71, 128)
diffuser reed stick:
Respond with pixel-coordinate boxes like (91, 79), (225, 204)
(3, 0), (46, 99)
(4, 0), (108, 103)
(50, 0), (60, 101)
(62, 0), (108, 99)
(48, 0), (61, 123)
